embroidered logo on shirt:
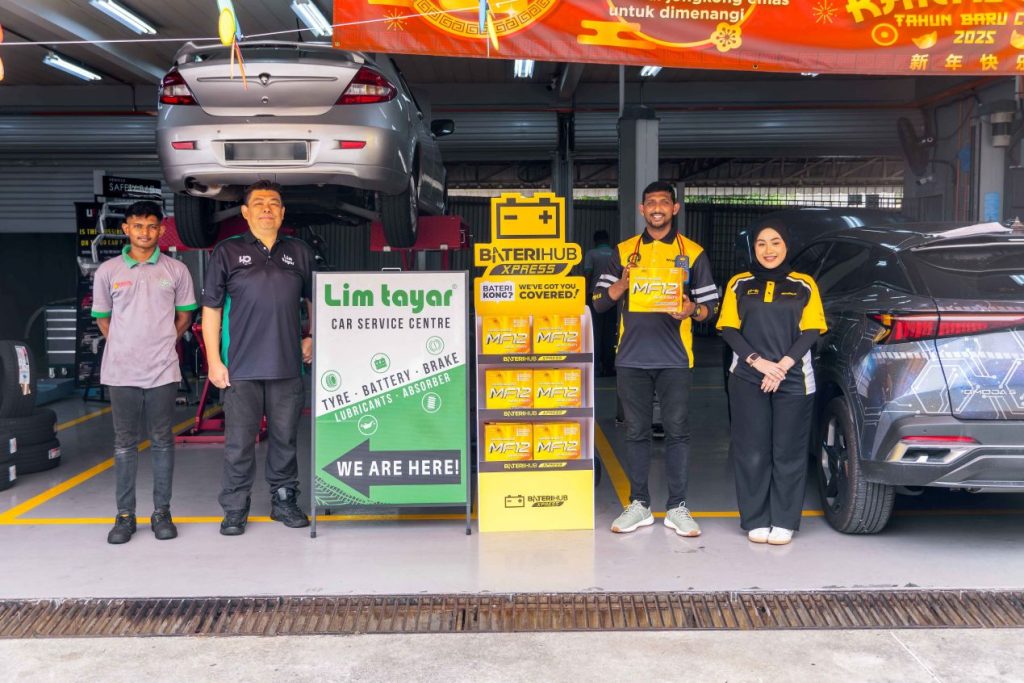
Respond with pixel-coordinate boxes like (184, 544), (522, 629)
(239, 255), (252, 266)
(281, 254), (295, 266)
(159, 278), (174, 289)
(746, 288), (760, 295)
(112, 280), (133, 290)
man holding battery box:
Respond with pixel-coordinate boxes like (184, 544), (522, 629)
(592, 181), (719, 537)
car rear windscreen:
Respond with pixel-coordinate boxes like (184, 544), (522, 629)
(909, 242), (1024, 301)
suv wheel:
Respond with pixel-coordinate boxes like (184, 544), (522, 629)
(816, 396), (895, 534)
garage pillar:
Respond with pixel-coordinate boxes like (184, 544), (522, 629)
(974, 101), (1012, 222)
(617, 106), (659, 240)
(552, 112), (575, 242)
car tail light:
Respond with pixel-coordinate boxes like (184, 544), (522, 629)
(171, 141), (196, 150)
(869, 312), (1024, 343)
(336, 67), (397, 105)
(160, 69), (197, 105)
(337, 140), (366, 149)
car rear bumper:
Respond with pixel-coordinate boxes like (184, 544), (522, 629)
(862, 417), (1024, 490)
(157, 122), (411, 196)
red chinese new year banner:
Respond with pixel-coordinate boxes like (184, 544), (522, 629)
(334, 0), (1024, 75)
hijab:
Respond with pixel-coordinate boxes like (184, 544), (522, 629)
(750, 224), (793, 283)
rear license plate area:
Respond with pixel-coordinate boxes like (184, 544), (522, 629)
(224, 141), (308, 163)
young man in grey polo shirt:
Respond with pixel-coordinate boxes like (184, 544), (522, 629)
(92, 200), (197, 544)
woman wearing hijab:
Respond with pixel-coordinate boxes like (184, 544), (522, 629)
(716, 225), (827, 545)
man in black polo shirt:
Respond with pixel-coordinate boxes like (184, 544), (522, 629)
(201, 180), (314, 535)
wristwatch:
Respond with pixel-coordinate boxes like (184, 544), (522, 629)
(690, 303), (703, 319)
(746, 353), (761, 366)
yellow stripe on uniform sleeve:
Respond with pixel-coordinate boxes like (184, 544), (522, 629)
(715, 273), (748, 330)
(792, 272), (828, 332)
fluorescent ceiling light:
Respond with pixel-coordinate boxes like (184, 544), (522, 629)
(43, 53), (102, 81)
(291, 0), (333, 38)
(88, 0), (156, 35)
(513, 59), (535, 79)
(639, 65), (662, 78)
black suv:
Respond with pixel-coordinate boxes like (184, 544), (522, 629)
(791, 223), (1024, 533)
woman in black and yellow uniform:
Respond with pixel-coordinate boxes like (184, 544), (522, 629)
(716, 225), (826, 546)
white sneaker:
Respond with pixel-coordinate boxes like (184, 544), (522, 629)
(747, 527), (770, 544)
(768, 527), (794, 545)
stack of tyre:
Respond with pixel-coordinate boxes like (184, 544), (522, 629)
(0, 340), (61, 491)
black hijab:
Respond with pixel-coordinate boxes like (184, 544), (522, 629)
(750, 224), (793, 283)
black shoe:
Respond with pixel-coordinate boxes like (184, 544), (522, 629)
(151, 508), (178, 540)
(107, 512), (136, 544)
(220, 498), (250, 536)
(270, 488), (310, 528)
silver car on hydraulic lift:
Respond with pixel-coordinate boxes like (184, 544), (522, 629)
(156, 41), (453, 248)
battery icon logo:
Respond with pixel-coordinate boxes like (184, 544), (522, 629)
(494, 194), (563, 240)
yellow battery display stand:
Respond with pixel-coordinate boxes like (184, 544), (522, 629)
(628, 267), (686, 314)
(474, 193), (594, 533)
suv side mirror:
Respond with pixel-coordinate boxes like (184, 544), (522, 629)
(431, 119), (455, 137)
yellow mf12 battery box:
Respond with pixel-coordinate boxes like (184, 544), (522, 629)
(485, 369), (534, 409)
(533, 314), (582, 354)
(533, 368), (582, 409)
(484, 423), (533, 461)
(481, 316), (531, 354)
(629, 267), (685, 314)
(533, 422), (582, 460)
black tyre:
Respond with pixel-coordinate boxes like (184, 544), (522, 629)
(15, 438), (61, 475)
(173, 193), (220, 248)
(0, 455), (15, 491)
(0, 408), (58, 449)
(0, 340), (38, 418)
(816, 396), (895, 534)
(379, 171), (419, 248)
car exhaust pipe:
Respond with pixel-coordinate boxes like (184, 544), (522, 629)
(185, 178), (226, 199)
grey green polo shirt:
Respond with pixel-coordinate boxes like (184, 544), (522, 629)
(91, 246), (198, 388)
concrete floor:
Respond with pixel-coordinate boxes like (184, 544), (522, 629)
(3, 630), (1023, 682)
(2, 338), (1024, 599)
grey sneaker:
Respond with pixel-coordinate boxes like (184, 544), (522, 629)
(611, 500), (654, 533)
(664, 503), (701, 537)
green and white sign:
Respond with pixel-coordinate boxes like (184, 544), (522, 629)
(312, 271), (469, 508)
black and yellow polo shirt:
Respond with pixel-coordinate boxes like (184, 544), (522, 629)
(717, 271), (827, 394)
(592, 226), (719, 369)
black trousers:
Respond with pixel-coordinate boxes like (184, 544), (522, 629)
(219, 377), (304, 512)
(727, 374), (813, 530)
(617, 367), (692, 508)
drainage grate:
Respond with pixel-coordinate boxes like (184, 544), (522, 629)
(1, 591), (1022, 638)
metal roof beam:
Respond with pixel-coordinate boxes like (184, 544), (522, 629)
(554, 63), (585, 102)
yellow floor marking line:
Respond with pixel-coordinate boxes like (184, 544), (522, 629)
(56, 406), (112, 431)
(594, 422), (631, 508)
(0, 408), (219, 524)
